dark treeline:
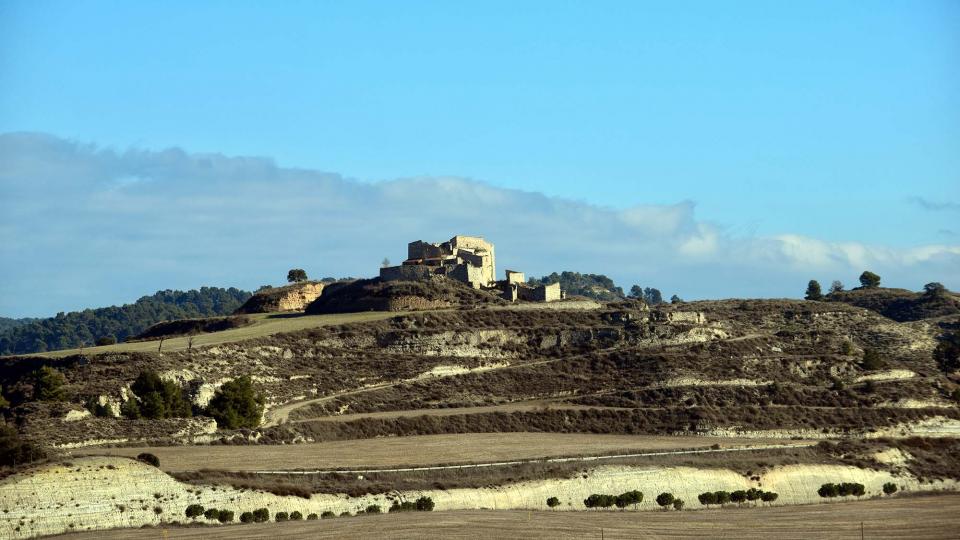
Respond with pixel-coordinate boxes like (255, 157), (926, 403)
(0, 287), (251, 355)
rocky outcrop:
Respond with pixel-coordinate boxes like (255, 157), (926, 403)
(235, 282), (326, 313)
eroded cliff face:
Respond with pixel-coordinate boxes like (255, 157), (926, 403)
(1, 457), (955, 539)
(235, 282), (326, 313)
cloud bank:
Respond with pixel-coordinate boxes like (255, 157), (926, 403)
(1, 132), (958, 317)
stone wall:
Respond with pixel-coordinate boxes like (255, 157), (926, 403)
(380, 265), (435, 282)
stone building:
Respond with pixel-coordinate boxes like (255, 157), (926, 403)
(380, 235), (563, 302)
(380, 235), (496, 289)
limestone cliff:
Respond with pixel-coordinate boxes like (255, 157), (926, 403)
(235, 282), (326, 313)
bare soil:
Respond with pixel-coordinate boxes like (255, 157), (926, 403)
(73, 433), (803, 471)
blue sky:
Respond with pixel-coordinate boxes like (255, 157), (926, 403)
(1, 1), (958, 317)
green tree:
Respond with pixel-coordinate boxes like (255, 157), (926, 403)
(745, 488), (763, 502)
(859, 271), (881, 289)
(95, 335), (117, 346)
(818, 483), (839, 498)
(33, 366), (67, 401)
(629, 285), (643, 299)
(287, 269), (308, 283)
(714, 491), (731, 505)
(882, 482), (898, 495)
(204, 508), (220, 520)
(275, 511), (288, 521)
(129, 370), (191, 419)
(290, 510), (303, 520)
(121, 398), (141, 419)
(829, 280), (844, 294)
(730, 490), (747, 504)
(365, 504), (382, 514)
(805, 280), (823, 300)
(670, 294), (681, 304)
(240, 511), (254, 523)
(698, 492), (717, 506)
(206, 376), (265, 429)
(923, 282), (946, 297)
(415, 496), (435, 511)
(672, 499), (685, 510)
(761, 491), (778, 503)
(656, 492), (675, 509)
(644, 287), (663, 305)
(546, 496), (560, 508)
(252, 508), (269, 522)
(0, 425), (46, 467)
(218, 510), (234, 523)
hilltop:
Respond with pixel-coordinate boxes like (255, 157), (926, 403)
(826, 286), (960, 322)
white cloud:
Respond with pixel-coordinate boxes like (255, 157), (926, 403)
(1, 132), (958, 316)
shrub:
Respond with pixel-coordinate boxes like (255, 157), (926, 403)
(154, 506), (162, 514)
(882, 483), (898, 495)
(390, 501), (417, 512)
(673, 499), (685, 511)
(321, 511), (336, 519)
(307, 513), (319, 520)
(861, 349), (884, 371)
(656, 492), (674, 509)
(290, 510), (303, 520)
(218, 510), (234, 523)
(761, 492), (779, 503)
(205, 376), (265, 429)
(239, 511), (254, 523)
(184, 504), (204, 518)
(546, 497), (561, 508)
(275, 511), (288, 522)
(252, 508), (269, 523)
(95, 336), (117, 346)
(365, 504), (382, 514)
(415, 496), (435, 511)
(204, 508), (220, 520)
(136, 453), (160, 467)
(121, 399), (141, 419)
(840, 341), (855, 356)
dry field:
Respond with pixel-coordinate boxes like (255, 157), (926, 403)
(31, 311), (401, 358)
(71, 433), (801, 471)
(50, 493), (960, 539)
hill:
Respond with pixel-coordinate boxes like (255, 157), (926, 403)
(826, 286), (960, 322)
(527, 271), (625, 301)
(0, 287), (251, 355)
(305, 277), (506, 314)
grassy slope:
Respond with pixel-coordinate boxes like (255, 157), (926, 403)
(21, 311), (403, 358)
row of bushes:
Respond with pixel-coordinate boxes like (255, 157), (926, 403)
(698, 489), (778, 506)
(583, 490), (643, 509)
(184, 505), (234, 523)
(817, 483), (865, 498)
(389, 497), (435, 512)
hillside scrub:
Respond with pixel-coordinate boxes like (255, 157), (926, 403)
(133, 315), (252, 341)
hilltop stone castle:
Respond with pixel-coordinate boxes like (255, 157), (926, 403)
(380, 235), (562, 302)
